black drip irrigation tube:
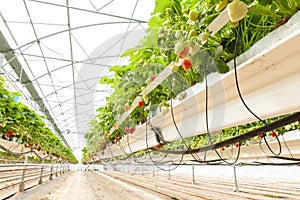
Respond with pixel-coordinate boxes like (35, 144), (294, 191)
(151, 112), (300, 155)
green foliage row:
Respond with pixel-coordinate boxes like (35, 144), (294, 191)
(0, 77), (78, 164)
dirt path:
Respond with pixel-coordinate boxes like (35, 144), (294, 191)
(12, 171), (166, 200)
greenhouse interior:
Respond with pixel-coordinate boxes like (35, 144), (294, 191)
(0, 0), (300, 199)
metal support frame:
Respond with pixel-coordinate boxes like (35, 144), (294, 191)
(50, 165), (53, 180)
(192, 165), (195, 184)
(233, 165), (239, 192)
(19, 155), (28, 192)
(0, 30), (69, 147)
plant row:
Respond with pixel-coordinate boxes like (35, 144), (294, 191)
(0, 77), (78, 164)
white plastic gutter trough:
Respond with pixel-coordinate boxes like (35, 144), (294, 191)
(99, 11), (300, 160)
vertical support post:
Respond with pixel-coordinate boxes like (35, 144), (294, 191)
(19, 155), (28, 192)
(38, 159), (45, 184)
(168, 165), (171, 180)
(141, 165), (144, 176)
(55, 164), (58, 177)
(192, 165), (195, 184)
(233, 165), (239, 192)
(50, 165), (53, 180)
(152, 166), (155, 177)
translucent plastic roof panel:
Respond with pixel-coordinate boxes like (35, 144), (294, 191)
(0, 0), (155, 156)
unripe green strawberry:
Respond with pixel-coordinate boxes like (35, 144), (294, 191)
(170, 63), (178, 73)
(163, 20), (171, 26)
(183, 9), (189, 15)
(227, 0), (248, 23)
(174, 42), (184, 54)
(160, 106), (169, 115)
(229, 21), (239, 28)
(188, 29), (197, 38)
(189, 10), (199, 21)
(199, 32), (210, 44)
(178, 92), (187, 100)
(143, 94), (149, 104)
(215, 0), (228, 12)
(175, 30), (182, 39)
(166, 8), (172, 14)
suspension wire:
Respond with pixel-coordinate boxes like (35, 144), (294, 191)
(232, 24), (282, 156)
(282, 133), (294, 158)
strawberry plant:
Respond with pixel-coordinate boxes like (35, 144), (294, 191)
(83, 0), (300, 162)
(0, 77), (77, 164)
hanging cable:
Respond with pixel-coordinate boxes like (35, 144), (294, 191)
(232, 24), (282, 156)
(168, 81), (206, 163)
(145, 101), (184, 171)
(204, 60), (241, 165)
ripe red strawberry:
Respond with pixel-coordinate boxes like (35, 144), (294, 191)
(5, 129), (13, 138)
(113, 124), (118, 130)
(94, 154), (97, 157)
(8, 129), (13, 135)
(29, 143), (33, 147)
(38, 147), (42, 151)
(150, 75), (156, 81)
(138, 99), (145, 108)
(181, 58), (193, 71)
(271, 132), (276, 137)
(124, 103), (130, 112)
(156, 144), (162, 149)
(235, 143), (239, 148)
(221, 147), (225, 151)
(115, 137), (121, 142)
(125, 127), (129, 133)
(129, 127), (135, 134)
(102, 151), (105, 155)
(177, 46), (190, 58)
(258, 133), (263, 138)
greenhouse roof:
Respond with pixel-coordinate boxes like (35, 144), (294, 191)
(0, 0), (155, 155)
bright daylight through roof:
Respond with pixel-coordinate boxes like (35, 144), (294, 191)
(0, 0), (155, 160)
(0, 0), (300, 199)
